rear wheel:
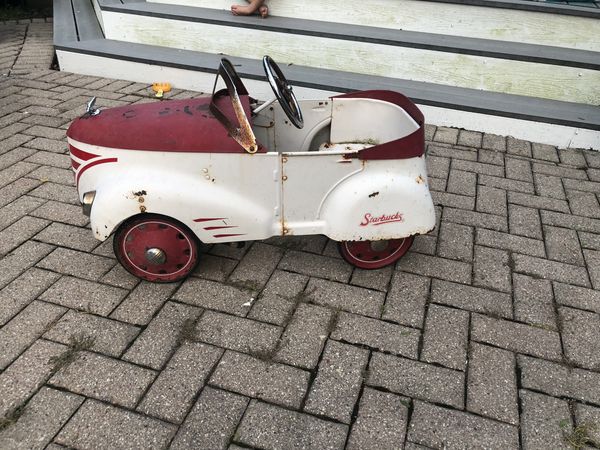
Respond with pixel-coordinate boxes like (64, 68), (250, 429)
(338, 237), (413, 270)
(113, 214), (200, 283)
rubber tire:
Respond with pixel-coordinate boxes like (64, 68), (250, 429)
(113, 213), (200, 283)
(338, 236), (414, 270)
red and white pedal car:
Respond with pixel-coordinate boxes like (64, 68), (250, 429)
(67, 56), (435, 282)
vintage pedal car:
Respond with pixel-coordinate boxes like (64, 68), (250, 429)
(67, 56), (436, 282)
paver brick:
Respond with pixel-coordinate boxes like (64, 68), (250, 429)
(109, 281), (178, 325)
(49, 350), (156, 408)
(471, 314), (562, 361)
(519, 354), (600, 405)
(396, 252), (471, 285)
(36, 247), (115, 281)
(0, 300), (65, 370)
(473, 245), (511, 292)
(43, 310), (139, 357)
(0, 195), (44, 232)
(191, 253), (237, 282)
(467, 342), (518, 424)
(0, 178), (41, 209)
(332, 311), (419, 359)
(431, 191), (475, 210)
(33, 221), (98, 252)
(138, 342), (223, 423)
(520, 390), (572, 450)
(210, 350), (309, 409)
(479, 148), (505, 166)
(433, 127), (458, 144)
(368, 352), (464, 408)
(443, 206), (508, 232)
(228, 242), (284, 288)
(350, 265), (393, 292)
(532, 143), (559, 162)
(559, 307), (600, 371)
(171, 387), (249, 450)
(446, 169), (476, 196)
(123, 301), (202, 370)
(307, 277), (385, 318)
(505, 156), (533, 182)
(426, 144), (481, 161)
(508, 137), (531, 157)
(195, 310), (282, 356)
(512, 253), (590, 287)
(236, 400), (348, 450)
(436, 222), (473, 262)
(584, 249), (600, 289)
(421, 304), (469, 370)
(407, 400), (519, 449)
(431, 279), (513, 318)
(305, 340), (369, 423)
(566, 189), (600, 219)
(278, 250), (351, 282)
(0, 161), (38, 189)
(513, 273), (556, 330)
(55, 399), (177, 450)
(554, 282), (600, 314)
(579, 231), (600, 250)
(479, 173), (535, 195)
(383, 272), (430, 328)
(534, 173), (566, 199)
(0, 240), (54, 289)
(509, 203), (542, 239)
(544, 225), (584, 265)
(174, 277), (255, 316)
(482, 133), (506, 152)
(507, 190), (570, 213)
(558, 148), (587, 167)
(0, 267), (59, 326)
(347, 388), (409, 450)
(24, 151), (70, 169)
(39, 276), (128, 316)
(0, 215), (48, 256)
(476, 228), (545, 257)
(426, 155), (450, 179)
(477, 185), (507, 215)
(541, 210), (600, 234)
(0, 339), (65, 417)
(274, 302), (333, 369)
(0, 387), (84, 450)
(453, 159), (504, 177)
(563, 178), (600, 194)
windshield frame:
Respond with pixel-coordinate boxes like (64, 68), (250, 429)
(209, 59), (258, 154)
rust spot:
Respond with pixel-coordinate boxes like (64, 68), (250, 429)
(140, 205), (147, 213)
(416, 175), (425, 184)
(368, 192), (379, 198)
(138, 197), (144, 203)
(133, 190), (147, 196)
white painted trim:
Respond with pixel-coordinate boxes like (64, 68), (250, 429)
(56, 50), (600, 150)
(100, 12), (600, 104)
(146, 0), (600, 51)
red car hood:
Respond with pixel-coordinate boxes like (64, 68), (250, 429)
(67, 95), (256, 153)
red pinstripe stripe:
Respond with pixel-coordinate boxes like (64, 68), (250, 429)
(76, 158), (117, 186)
(70, 145), (100, 161)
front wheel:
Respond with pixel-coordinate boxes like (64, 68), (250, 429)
(338, 237), (413, 270)
(113, 214), (200, 283)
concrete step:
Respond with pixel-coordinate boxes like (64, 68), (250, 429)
(54, 0), (600, 149)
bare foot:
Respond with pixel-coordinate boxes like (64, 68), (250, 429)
(231, 4), (254, 15)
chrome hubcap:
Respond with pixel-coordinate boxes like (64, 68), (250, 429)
(145, 247), (166, 265)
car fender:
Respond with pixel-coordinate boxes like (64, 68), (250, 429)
(87, 169), (274, 242)
(319, 157), (436, 241)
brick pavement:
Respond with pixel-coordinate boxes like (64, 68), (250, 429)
(1, 18), (600, 450)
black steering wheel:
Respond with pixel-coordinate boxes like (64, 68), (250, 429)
(263, 56), (304, 129)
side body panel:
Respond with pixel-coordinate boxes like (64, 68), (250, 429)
(70, 138), (281, 242)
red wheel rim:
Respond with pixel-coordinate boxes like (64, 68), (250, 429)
(115, 217), (198, 282)
(339, 237), (413, 269)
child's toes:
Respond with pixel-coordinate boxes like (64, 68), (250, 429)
(259, 5), (268, 17)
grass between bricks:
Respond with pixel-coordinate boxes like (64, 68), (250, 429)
(560, 420), (599, 449)
(48, 333), (95, 375)
(0, 334), (95, 431)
